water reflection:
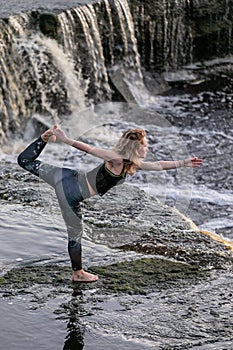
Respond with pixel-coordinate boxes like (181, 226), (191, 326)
(63, 286), (87, 350)
(63, 318), (84, 350)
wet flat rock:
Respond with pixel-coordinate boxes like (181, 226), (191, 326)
(83, 184), (233, 269)
(0, 161), (233, 349)
(1, 161), (232, 270)
(0, 260), (232, 349)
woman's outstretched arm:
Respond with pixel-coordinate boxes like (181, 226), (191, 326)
(140, 157), (203, 171)
(52, 126), (120, 161)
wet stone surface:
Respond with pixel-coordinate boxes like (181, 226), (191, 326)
(0, 261), (232, 349)
(0, 157), (233, 349)
(1, 161), (232, 268)
(153, 72), (233, 238)
(82, 183), (233, 269)
(0, 258), (201, 297)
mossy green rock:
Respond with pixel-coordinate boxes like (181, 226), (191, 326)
(0, 257), (202, 297)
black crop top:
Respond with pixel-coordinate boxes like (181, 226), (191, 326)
(86, 163), (126, 196)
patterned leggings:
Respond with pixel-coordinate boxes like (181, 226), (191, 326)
(17, 137), (84, 271)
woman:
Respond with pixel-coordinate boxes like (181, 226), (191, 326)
(17, 125), (202, 283)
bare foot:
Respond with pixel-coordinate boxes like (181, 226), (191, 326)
(41, 129), (56, 142)
(72, 269), (98, 283)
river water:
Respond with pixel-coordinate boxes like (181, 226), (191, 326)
(0, 0), (233, 349)
(0, 0), (97, 17)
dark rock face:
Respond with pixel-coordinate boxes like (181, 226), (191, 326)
(39, 14), (58, 39)
(129, 0), (233, 71)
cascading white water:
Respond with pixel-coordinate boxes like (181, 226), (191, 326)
(58, 7), (112, 103)
(57, 0), (143, 103)
(102, 0), (115, 65)
(73, 5), (111, 100)
(0, 15), (30, 139)
(1, 0), (193, 141)
(113, 0), (142, 73)
(1, 0), (194, 143)
(0, 0), (145, 142)
(1, 6), (109, 141)
(35, 35), (86, 112)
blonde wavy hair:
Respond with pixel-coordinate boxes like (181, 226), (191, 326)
(113, 128), (146, 175)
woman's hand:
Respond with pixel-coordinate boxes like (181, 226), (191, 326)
(183, 157), (203, 168)
(52, 125), (69, 143)
(41, 128), (56, 142)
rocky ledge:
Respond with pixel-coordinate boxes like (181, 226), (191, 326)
(0, 160), (232, 289)
(1, 160), (233, 348)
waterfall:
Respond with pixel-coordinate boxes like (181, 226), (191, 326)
(35, 35), (86, 111)
(58, 5), (111, 103)
(131, 0), (194, 71)
(1, 0), (233, 143)
(0, 12), (88, 142)
(111, 0), (142, 72)
(57, 0), (143, 102)
(0, 15), (29, 142)
(0, 0), (143, 143)
(162, 0), (193, 70)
